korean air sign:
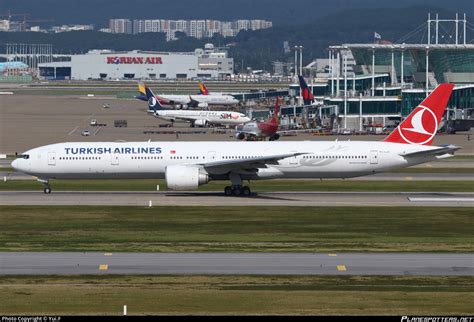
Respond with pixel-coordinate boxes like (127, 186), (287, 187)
(106, 56), (163, 64)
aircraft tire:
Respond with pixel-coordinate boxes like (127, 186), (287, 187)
(44, 187), (51, 194)
(232, 187), (242, 196)
(242, 186), (251, 196)
(224, 186), (233, 196)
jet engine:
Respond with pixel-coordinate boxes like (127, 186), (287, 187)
(193, 119), (208, 127)
(235, 132), (246, 140)
(269, 133), (280, 141)
(165, 165), (209, 190)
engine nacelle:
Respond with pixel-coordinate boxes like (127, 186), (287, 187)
(235, 132), (245, 140)
(193, 119), (208, 127)
(197, 102), (209, 108)
(269, 133), (280, 141)
(165, 165), (209, 190)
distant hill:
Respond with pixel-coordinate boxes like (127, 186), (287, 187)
(0, 0), (472, 27)
(0, 5), (469, 70)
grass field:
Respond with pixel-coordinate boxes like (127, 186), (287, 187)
(1, 167), (474, 174)
(1, 179), (473, 192)
(0, 275), (472, 315)
(0, 206), (472, 252)
(390, 168), (474, 173)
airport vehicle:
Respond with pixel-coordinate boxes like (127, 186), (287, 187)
(142, 84), (250, 127)
(90, 119), (107, 126)
(11, 84), (459, 196)
(136, 82), (239, 109)
(81, 130), (90, 136)
(235, 97), (281, 141)
(114, 120), (127, 127)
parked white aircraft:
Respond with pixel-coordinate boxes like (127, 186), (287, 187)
(137, 82), (238, 109)
(142, 84), (250, 127)
(12, 84), (459, 196)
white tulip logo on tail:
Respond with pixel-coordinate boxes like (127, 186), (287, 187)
(398, 105), (438, 145)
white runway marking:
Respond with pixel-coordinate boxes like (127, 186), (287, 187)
(68, 126), (78, 136)
(409, 197), (474, 202)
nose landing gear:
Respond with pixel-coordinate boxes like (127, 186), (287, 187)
(37, 178), (52, 194)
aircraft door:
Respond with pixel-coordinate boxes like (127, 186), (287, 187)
(47, 152), (56, 166)
(207, 151), (216, 161)
(111, 153), (119, 165)
(370, 150), (378, 164)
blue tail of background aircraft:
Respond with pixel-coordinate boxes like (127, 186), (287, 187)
(298, 75), (314, 106)
(145, 86), (164, 112)
(137, 82), (164, 112)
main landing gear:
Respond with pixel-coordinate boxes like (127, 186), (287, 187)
(224, 185), (251, 197)
(224, 173), (252, 197)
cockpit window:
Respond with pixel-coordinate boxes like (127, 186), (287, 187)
(18, 154), (29, 159)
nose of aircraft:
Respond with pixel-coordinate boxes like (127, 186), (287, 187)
(11, 158), (19, 171)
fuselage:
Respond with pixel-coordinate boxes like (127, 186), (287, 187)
(161, 94), (238, 106)
(155, 110), (251, 125)
(12, 141), (441, 181)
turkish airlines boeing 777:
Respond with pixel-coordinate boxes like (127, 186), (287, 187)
(12, 84), (459, 196)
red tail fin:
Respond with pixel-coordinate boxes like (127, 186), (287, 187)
(384, 83), (454, 145)
(270, 97), (280, 124)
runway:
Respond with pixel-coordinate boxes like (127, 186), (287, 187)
(1, 190), (473, 207)
(2, 171), (474, 181)
(0, 252), (472, 276)
(0, 190), (473, 206)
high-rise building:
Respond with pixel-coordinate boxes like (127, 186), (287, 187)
(128, 19), (272, 40)
(109, 19), (132, 34)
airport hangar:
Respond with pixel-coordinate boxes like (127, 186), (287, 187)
(38, 47), (234, 81)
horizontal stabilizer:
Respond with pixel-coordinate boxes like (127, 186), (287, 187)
(399, 145), (460, 158)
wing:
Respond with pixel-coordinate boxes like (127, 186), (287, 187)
(198, 152), (307, 173)
(188, 96), (200, 108)
(399, 145), (460, 158)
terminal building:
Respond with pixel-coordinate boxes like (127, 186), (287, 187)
(296, 14), (474, 132)
(38, 44), (234, 80)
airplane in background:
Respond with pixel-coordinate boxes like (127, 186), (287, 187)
(142, 83), (250, 127)
(136, 82), (239, 109)
(197, 81), (238, 98)
(12, 84), (459, 196)
(235, 97), (281, 141)
(298, 75), (322, 106)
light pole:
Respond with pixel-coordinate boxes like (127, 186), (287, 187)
(298, 46), (303, 106)
(294, 46), (298, 79)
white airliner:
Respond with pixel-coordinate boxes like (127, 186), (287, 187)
(12, 84), (459, 196)
(142, 84), (250, 127)
(137, 83), (239, 108)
